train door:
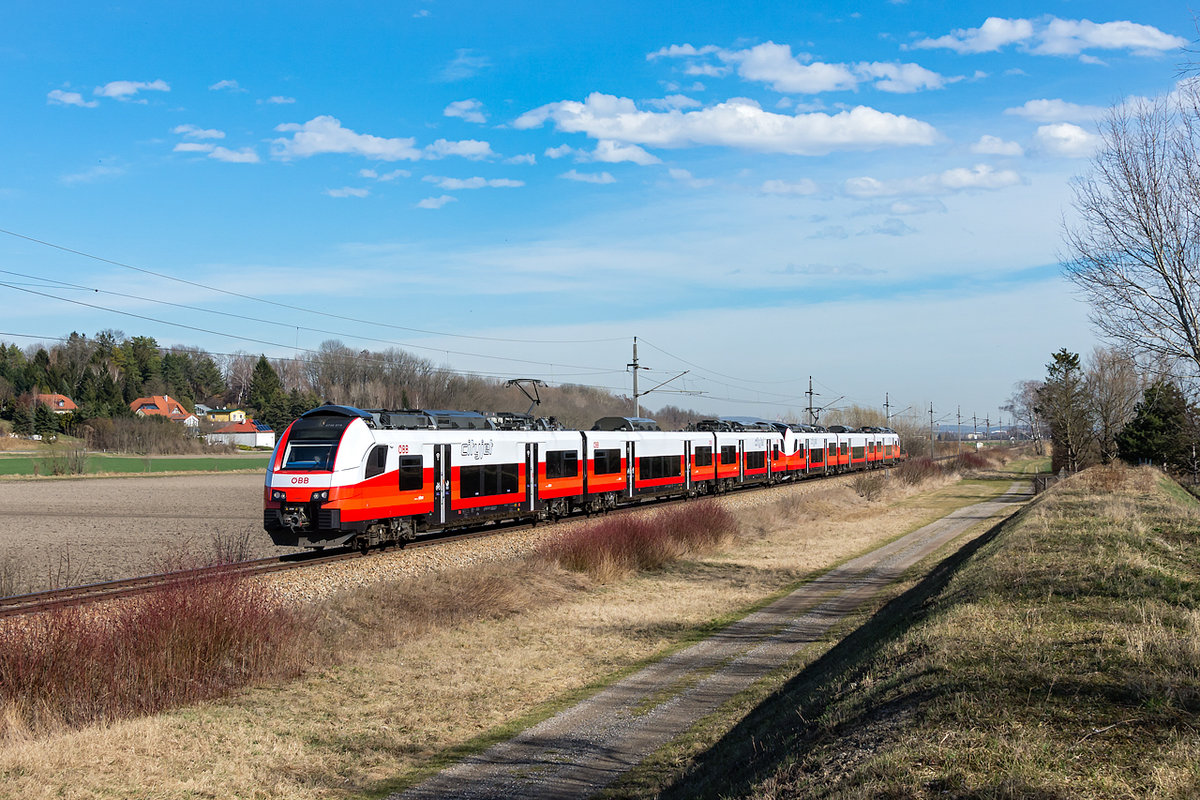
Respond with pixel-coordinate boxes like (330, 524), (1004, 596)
(684, 440), (693, 491)
(526, 442), (539, 513)
(626, 440), (636, 499)
(738, 438), (745, 483)
(433, 443), (452, 525)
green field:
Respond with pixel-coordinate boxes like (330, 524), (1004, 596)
(0, 453), (269, 476)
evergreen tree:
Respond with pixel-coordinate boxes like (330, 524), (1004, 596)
(11, 402), (33, 436)
(249, 355), (288, 431)
(1036, 349), (1095, 473)
(33, 403), (59, 437)
(1116, 381), (1191, 469)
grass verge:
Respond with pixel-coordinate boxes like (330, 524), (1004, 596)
(655, 463), (1200, 799)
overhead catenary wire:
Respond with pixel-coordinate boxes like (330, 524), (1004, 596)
(0, 227), (627, 345)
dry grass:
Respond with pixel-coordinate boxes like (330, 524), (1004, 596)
(688, 462), (1200, 800)
(0, 474), (1012, 799)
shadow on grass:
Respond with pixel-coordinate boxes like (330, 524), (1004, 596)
(658, 505), (1018, 800)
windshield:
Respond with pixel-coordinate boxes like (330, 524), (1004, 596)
(281, 414), (354, 471)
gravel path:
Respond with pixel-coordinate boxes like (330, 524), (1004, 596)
(392, 482), (1031, 800)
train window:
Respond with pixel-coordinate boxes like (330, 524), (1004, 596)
(399, 456), (423, 491)
(546, 450), (579, 479)
(840, 443), (848, 456)
(459, 463), (520, 497)
(828, 444), (836, 458)
(695, 446), (713, 467)
(746, 451), (766, 469)
(720, 446), (737, 465)
(772, 446), (781, 460)
(852, 446), (866, 460)
(797, 443), (805, 458)
(810, 447), (823, 464)
(365, 445), (388, 479)
(638, 455), (682, 480)
(593, 448), (622, 475)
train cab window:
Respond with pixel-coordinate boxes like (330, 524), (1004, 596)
(720, 446), (737, 465)
(459, 463), (520, 497)
(546, 450), (579, 479)
(695, 446), (713, 467)
(365, 445), (388, 479)
(593, 448), (622, 475)
(399, 456), (423, 491)
(746, 451), (766, 469)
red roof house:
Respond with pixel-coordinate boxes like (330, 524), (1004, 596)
(205, 419), (275, 448)
(129, 394), (199, 427)
(34, 393), (78, 414)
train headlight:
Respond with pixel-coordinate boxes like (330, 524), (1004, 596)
(271, 490), (286, 502)
(311, 490), (329, 502)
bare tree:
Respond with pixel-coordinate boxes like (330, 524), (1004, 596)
(1086, 346), (1144, 463)
(1003, 379), (1046, 455)
(1062, 87), (1200, 383)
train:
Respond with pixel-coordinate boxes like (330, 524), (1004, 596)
(263, 404), (903, 550)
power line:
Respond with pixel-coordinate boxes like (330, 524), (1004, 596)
(0, 226), (628, 345)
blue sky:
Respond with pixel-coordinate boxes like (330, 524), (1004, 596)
(0, 1), (1191, 423)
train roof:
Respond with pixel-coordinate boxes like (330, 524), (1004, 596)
(591, 416), (661, 431)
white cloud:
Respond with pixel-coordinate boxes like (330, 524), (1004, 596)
(652, 41), (953, 95)
(761, 178), (819, 195)
(60, 164), (123, 184)
(505, 153), (537, 165)
(208, 146), (260, 163)
(970, 135), (1024, 156)
(424, 138), (495, 160)
(94, 79), (170, 100)
(515, 92), (939, 156)
(417, 195), (457, 209)
(359, 168), (410, 181)
(560, 169), (616, 184)
(647, 44), (722, 59)
(667, 168), (714, 188)
(544, 144), (576, 159)
(326, 186), (369, 198)
(413, 9), (430, 18)
(172, 124), (225, 140)
(422, 176), (524, 189)
(263, 95), (296, 105)
(645, 94), (702, 110)
(590, 140), (661, 165)
(860, 218), (916, 237)
(46, 89), (97, 108)
(209, 79), (244, 92)
(913, 16), (1185, 58)
(1004, 98), (1105, 122)
(173, 142), (214, 153)
(1033, 123), (1101, 157)
(844, 164), (1022, 197)
(440, 49), (490, 81)
(272, 116), (423, 161)
(444, 99), (487, 124)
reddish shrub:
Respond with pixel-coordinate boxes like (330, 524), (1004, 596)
(0, 575), (314, 732)
(895, 457), (945, 486)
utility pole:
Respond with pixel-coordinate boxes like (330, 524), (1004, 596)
(957, 406), (962, 455)
(985, 415), (990, 443)
(884, 392), (891, 429)
(627, 337), (646, 417)
(806, 377), (816, 425)
(926, 402), (936, 460)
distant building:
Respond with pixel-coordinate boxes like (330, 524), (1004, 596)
(34, 393), (78, 414)
(129, 394), (199, 427)
(206, 419), (275, 449)
(205, 408), (247, 424)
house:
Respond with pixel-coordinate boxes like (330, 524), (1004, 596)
(34, 393), (78, 414)
(129, 394), (199, 427)
(205, 407), (247, 424)
(206, 419), (275, 449)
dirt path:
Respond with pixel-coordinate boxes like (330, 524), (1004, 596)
(394, 482), (1030, 800)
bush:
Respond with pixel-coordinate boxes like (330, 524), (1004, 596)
(0, 575), (314, 733)
(949, 451), (992, 473)
(895, 457), (945, 486)
(852, 473), (885, 501)
(539, 500), (737, 581)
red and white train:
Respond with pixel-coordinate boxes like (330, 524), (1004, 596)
(263, 405), (902, 550)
